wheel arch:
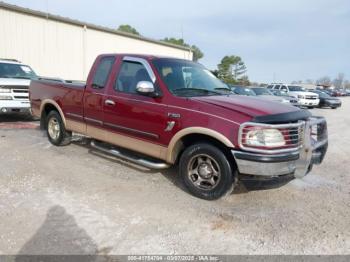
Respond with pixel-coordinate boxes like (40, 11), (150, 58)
(40, 99), (66, 129)
(166, 127), (235, 164)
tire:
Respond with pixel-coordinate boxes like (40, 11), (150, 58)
(46, 110), (71, 146)
(331, 107), (337, 109)
(179, 143), (235, 200)
(307, 106), (313, 109)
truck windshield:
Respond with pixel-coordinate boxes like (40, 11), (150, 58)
(288, 86), (305, 92)
(0, 63), (37, 80)
(152, 58), (231, 97)
(251, 88), (272, 95)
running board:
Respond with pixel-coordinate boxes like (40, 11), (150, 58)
(90, 141), (170, 170)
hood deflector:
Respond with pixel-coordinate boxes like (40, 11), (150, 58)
(252, 110), (311, 124)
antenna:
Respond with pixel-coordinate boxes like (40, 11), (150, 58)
(46, 0), (49, 19)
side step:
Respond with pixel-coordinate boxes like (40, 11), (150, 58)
(90, 140), (170, 170)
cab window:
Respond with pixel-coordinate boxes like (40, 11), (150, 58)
(115, 61), (152, 94)
(92, 57), (115, 89)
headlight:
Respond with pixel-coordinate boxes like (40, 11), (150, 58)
(0, 89), (10, 93)
(297, 95), (305, 99)
(0, 96), (13, 100)
(245, 128), (286, 147)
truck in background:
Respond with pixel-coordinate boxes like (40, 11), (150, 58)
(0, 59), (38, 115)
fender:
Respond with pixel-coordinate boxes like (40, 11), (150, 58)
(40, 99), (67, 126)
(166, 127), (235, 163)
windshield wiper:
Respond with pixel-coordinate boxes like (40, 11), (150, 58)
(214, 87), (233, 93)
(11, 76), (32, 79)
(173, 88), (222, 95)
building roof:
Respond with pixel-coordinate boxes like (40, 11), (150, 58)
(0, 1), (191, 52)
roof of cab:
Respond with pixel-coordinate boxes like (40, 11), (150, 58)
(98, 53), (193, 62)
(0, 59), (24, 65)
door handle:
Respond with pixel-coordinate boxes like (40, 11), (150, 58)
(105, 99), (116, 106)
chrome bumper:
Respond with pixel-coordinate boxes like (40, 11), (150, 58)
(232, 117), (328, 178)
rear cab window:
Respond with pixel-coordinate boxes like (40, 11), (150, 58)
(91, 56), (115, 89)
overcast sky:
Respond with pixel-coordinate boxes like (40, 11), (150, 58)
(4, 0), (350, 83)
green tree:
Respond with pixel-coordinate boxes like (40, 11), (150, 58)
(117, 24), (140, 35)
(217, 55), (247, 84)
(162, 38), (204, 61)
(238, 75), (250, 86)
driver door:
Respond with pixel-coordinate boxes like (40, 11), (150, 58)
(103, 57), (167, 147)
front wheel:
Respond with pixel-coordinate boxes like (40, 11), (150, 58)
(46, 111), (71, 146)
(179, 143), (235, 200)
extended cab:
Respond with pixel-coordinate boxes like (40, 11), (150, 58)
(0, 59), (38, 114)
(30, 54), (328, 200)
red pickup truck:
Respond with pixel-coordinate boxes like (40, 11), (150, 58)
(30, 54), (328, 200)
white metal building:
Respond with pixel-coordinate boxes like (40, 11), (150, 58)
(0, 2), (193, 81)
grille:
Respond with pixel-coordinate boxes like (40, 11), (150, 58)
(305, 95), (317, 100)
(2, 85), (28, 90)
(14, 96), (29, 99)
(13, 89), (28, 93)
(309, 117), (327, 147)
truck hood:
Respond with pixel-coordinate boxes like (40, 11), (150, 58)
(0, 78), (31, 86)
(289, 91), (318, 96)
(192, 95), (299, 118)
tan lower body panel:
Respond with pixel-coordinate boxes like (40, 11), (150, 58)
(87, 125), (168, 160)
(65, 119), (168, 161)
(66, 119), (87, 134)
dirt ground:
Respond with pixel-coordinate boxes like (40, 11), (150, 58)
(0, 99), (349, 255)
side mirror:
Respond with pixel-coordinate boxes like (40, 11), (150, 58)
(136, 81), (159, 97)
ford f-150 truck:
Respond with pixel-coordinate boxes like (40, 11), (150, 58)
(30, 54), (328, 200)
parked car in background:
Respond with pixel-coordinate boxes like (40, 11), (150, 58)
(230, 85), (256, 96)
(322, 89), (337, 97)
(311, 90), (342, 109)
(270, 89), (299, 106)
(29, 54), (328, 200)
(250, 87), (291, 104)
(336, 89), (347, 96)
(267, 83), (319, 108)
(0, 59), (38, 114)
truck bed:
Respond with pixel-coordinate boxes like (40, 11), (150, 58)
(30, 79), (86, 120)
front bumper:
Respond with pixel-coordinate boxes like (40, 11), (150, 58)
(297, 98), (320, 107)
(232, 117), (328, 178)
(0, 100), (30, 113)
(326, 101), (342, 108)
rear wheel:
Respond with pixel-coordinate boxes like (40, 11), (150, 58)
(179, 143), (235, 200)
(46, 111), (71, 146)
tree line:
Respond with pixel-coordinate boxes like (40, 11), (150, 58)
(117, 24), (249, 86)
(291, 73), (349, 89)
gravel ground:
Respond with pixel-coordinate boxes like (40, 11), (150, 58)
(0, 100), (349, 255)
